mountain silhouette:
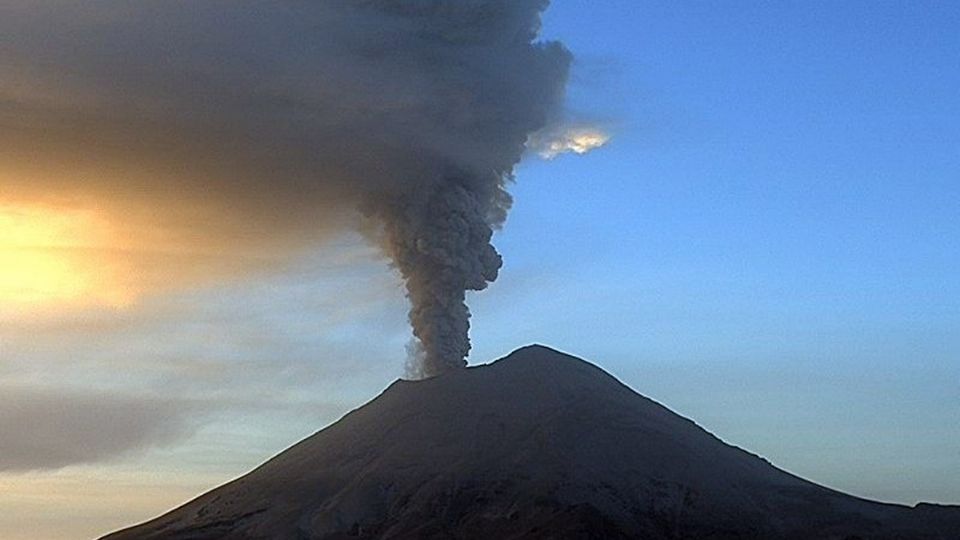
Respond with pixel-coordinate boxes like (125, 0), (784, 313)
(103, 345), (959, 539)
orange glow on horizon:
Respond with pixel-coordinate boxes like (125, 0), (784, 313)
(0, 204), (134, 309)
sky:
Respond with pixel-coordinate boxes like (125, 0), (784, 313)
(2, 2), (958, 539)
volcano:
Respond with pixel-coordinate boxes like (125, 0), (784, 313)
(103, 345), (959, 539)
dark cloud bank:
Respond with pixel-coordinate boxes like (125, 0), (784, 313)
(0, 387), (193, 471)
(0, 1), (571, 376)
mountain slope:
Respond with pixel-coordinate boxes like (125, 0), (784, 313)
(103, 345), (960, 539)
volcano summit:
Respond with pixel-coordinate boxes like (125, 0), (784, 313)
(104, 345), (959, 539)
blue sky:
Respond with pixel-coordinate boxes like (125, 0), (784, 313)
(0, 2), (957, 539)
(474, 0), (959, 502)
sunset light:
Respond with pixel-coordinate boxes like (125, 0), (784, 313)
(0, 204), (131, 308)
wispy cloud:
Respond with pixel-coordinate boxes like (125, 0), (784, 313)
(0, 248), (407, 470)
(527, 124), (611, 159)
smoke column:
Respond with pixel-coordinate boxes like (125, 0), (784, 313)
(351, 1), (571, 376)
(0, 0), (571, 376)
(373, 183), (503, 376)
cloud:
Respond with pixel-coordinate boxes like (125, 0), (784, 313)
(0, 386), (197, 472)
(0, 1), (572, 370)
(527, 123), (612, 159)
(0, 250), (409, 471)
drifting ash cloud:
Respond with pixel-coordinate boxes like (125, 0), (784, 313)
(0, 0), (574, 376)
(0, 386), (196, 472)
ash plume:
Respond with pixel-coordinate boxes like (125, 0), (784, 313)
(0, 0), (571, 376)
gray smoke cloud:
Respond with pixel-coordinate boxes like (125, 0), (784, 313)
(0, 1), (571, 376)
(0, 386), (195, 471)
